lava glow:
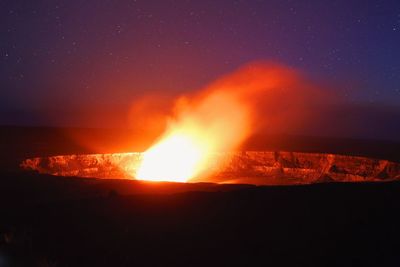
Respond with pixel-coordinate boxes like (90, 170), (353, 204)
(136, 132), (205, 182)
(135, 62), (320, 182)
(136, 89), (251, 182)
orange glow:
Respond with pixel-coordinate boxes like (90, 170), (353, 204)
(136, 89), (250, 182)
(135, 61), (326, 182)
(136, 133), (205, 182)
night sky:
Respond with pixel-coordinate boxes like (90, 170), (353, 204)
(1, 0), (399, 139)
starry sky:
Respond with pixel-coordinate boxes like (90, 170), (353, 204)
(0, 0), (399, 138)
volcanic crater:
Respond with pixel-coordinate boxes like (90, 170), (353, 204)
(21, 151), (400, 185)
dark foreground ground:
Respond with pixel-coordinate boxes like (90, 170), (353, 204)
(1, 126), (400, 266)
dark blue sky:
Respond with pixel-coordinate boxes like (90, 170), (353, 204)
(0, 0), (399, 136)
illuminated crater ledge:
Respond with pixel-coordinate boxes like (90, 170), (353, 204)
(21, 151), (400, 185)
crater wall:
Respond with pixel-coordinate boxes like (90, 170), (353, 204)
(20, 152), (400, 185)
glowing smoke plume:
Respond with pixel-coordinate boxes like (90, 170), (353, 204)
(135, 62), (326, 182)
